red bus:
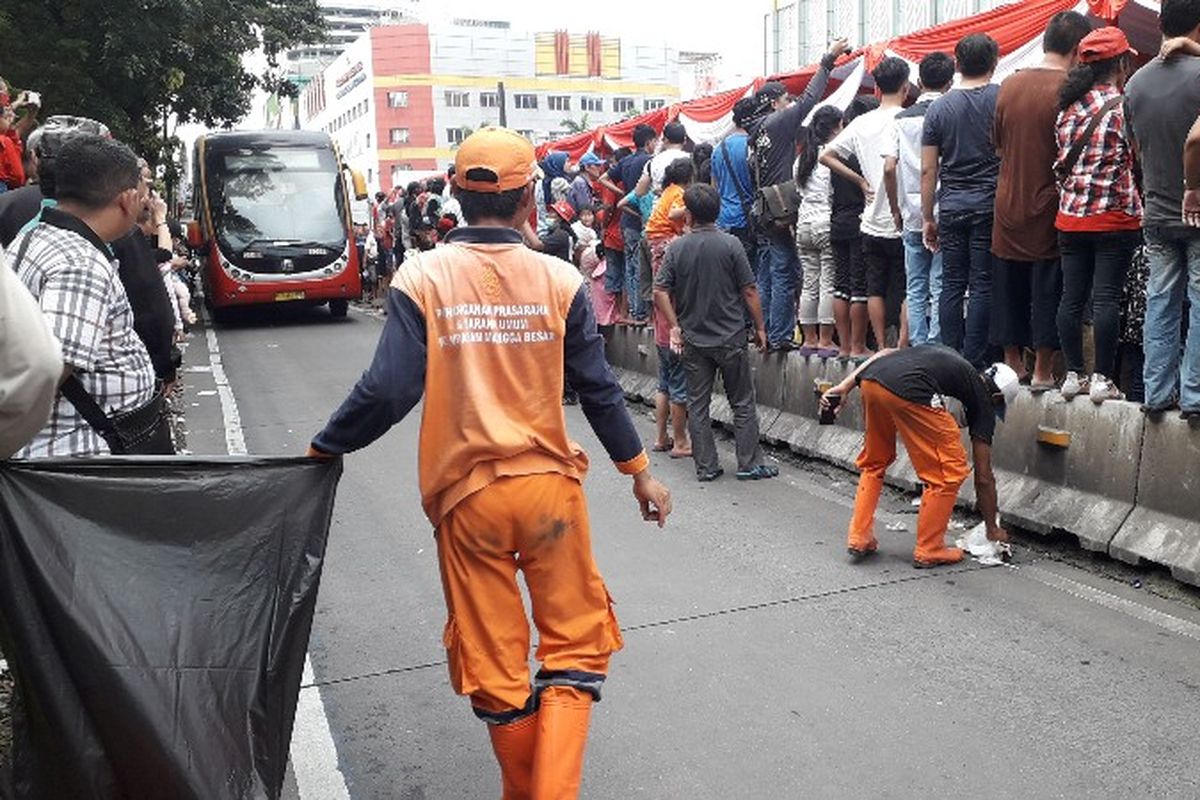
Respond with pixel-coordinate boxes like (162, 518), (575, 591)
(187, 130), (367, 320)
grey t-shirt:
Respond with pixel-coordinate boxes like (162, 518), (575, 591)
(654, 226), (756, 348)
(922, 84), (1001, 215)
(1125, 56), (1200, 229)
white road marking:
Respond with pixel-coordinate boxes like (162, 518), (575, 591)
(1021, 565), (1200, 642)
(202, 311), (350, 798)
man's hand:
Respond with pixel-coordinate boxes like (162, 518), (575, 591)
(150, 193), (168, 224)
(985, 522), (1010, 543)
(819, 389), (843, 415)
(1161, 36), (1200, 59)
(922, 220), (939, 253)
(827, 38), (851, 59)
(860, 178), (875, 205)
(632, 470), (671, 528)
(892, 210), (904, 234)
(669, 326), (684, 355)
(753, 327), (768, 353)
(1184, 189), (1200, 227)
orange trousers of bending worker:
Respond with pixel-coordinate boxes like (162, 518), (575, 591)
(438, 474), (624, 799)
(848, 380), (971, 565)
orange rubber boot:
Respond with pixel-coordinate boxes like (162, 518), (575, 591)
(530, 687), (593, 800)
(488, 713), (538, 800)
(912, 487), (964, 568)
(846, 470), (884, 557)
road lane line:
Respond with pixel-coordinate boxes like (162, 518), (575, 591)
(1021, 565), (1200, 642)
(202, 311), (350, 799)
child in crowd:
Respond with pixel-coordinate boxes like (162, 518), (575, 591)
(644, 158), (693, 459)
(572, 205), (599, 268)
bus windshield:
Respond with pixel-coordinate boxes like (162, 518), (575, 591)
(207, 146), (347, 253)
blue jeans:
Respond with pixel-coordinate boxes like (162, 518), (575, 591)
(1142, 227), (1200, 409)
(756, 231), (800, 346)
(903, 229), (942, 346)
(938, 210), (994, 368)
(623, 227), (646, 320)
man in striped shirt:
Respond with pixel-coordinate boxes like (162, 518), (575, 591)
(6, 134), (154, 457)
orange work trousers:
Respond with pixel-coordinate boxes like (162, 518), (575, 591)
(436, 472), (624, 722)
(848, 380), (971, 558)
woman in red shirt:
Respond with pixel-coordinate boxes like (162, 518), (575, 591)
(0, 106), (26, 191)
(1053, 28), (1141, 404)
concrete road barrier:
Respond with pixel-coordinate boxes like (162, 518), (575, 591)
(984, 392), (1142, 553)
(601, 333), (1200, 588)
(1109, 415), (1200, 584)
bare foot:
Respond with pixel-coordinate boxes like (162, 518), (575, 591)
(669, 447), (693, 459)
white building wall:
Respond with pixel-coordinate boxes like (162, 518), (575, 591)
(305, 35), (382, 190)
(765, 0), (1014, 73)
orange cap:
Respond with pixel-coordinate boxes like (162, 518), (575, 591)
(454, 127), (542, 193)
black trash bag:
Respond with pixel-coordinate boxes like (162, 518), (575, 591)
(0, 457), (343, 800)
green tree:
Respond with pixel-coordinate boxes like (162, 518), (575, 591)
(0, 0), (324, 189)
(559, 113), (591, 133)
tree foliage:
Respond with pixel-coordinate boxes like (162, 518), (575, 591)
(0, 0), (324, 169)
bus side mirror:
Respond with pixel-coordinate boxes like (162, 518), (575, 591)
(350, 170), (368, 201)
(186, 221), (205, 249)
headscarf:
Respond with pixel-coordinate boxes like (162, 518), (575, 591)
(540, 152), (570, 206)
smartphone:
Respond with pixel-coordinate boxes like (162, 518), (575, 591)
(819, 393), (841, 426)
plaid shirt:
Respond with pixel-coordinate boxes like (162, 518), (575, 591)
(7, 208), (155, 457)
(1055, 86), (1142, 221)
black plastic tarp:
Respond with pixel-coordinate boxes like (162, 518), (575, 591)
(0, 457), (342, 799)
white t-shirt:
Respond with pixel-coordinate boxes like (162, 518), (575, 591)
(643, 148), (692, 195)
(796, 148), (833, 226)
(828, 105), (903, 239)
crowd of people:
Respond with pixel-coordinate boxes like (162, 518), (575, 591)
(506, 3), (1200, 488)
(0, 90), (194, 459)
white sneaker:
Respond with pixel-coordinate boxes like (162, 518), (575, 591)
(1089, 373), (1124, 405)
(1060, 371), (1088, 400)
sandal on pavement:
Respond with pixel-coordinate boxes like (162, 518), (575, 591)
(651, 439), (674, 452)
(668, 449), (693, 459)
(847, 541), (878, 562)
(736, 464), (779, 481)
(1029, 381), (1056, 395)
(697, 468), (724, 482)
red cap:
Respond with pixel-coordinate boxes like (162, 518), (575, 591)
(1078, 27), (1137, 64)
(550, 200), (576, 222)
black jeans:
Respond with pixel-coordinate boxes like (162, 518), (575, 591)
(938, 210), (994, 368)
(990, 258), (1062, 350)
(1057, 229), (1140, 377)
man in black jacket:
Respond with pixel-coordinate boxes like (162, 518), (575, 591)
(111, 168), (180, 388)
(750, 37), (850, 351)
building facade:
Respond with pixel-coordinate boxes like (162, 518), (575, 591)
(764, 0), (1012, 74)
(286, 1), (421, 80)
(301, 19), (681, 192)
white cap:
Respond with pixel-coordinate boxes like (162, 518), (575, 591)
(984, 363), (1020, 420)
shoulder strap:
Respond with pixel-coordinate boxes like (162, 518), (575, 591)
(1061, 96), (1123, 178)
(60, 375), (124, 453)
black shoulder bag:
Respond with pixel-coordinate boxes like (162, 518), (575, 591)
(11, 230), (174, 455)
(749, 131), (799, 235)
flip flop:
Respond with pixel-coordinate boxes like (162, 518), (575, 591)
(651, 439), (674, 452)
(736, 464), (779, 481)
(668, 450), (693, 459)
(1029, 381), (1056, 395)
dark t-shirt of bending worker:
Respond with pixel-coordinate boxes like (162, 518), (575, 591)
(654, 225), (756, 349)
(857, 346), (996, 444)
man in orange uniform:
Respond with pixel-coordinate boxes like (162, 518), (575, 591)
(309, 127), (672, 799)
(821, 347), (1018, 567)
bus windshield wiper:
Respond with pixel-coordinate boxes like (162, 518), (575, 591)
(240, 239), (340, 254)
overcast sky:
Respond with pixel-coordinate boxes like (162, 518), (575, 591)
(425, 0), (767, 86)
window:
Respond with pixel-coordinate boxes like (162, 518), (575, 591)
(445, 90), (470, 108)
(389, 127), (410, 144)
(387, 91), (409, 108)
(644, 99), (666, 111)
(548, 95), (570, 112)
(517, 129), (535, 141)
(613, 98), (636, 114)
(365, 133), (371, 148)
(514, 94), (538, 110)
(447, 127), (466, 146)
(480, 92), (500, 108)
(581, 97), (603, 112)
(368, 168), (374, 184)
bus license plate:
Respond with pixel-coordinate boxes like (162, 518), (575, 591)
(275, 291), (305, 302)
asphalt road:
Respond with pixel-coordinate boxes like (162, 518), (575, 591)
(182, 303), (1200, 800)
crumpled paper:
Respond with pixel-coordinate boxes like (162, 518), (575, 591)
(955, 521), (1012, 566)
